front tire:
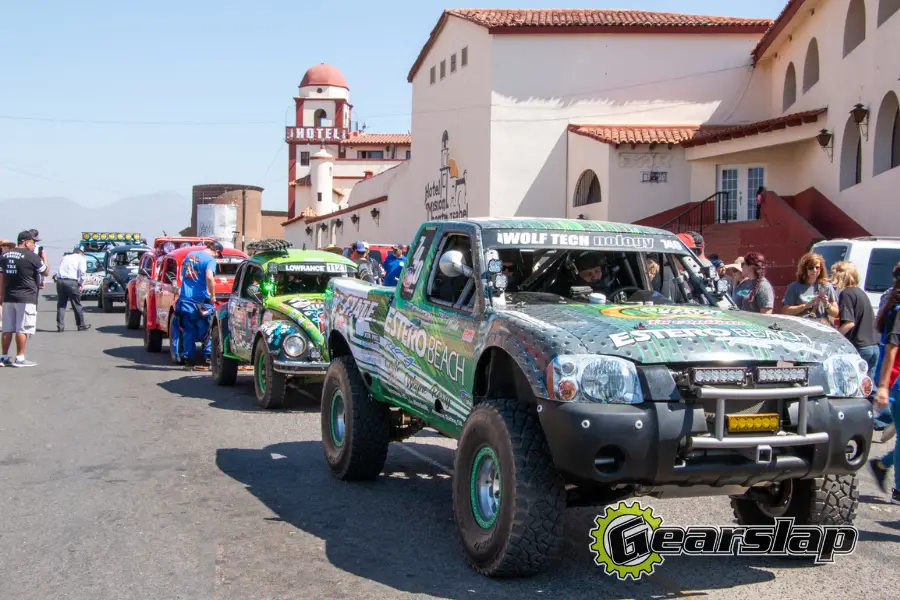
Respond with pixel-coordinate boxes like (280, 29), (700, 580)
(102, 290), (113, 313)
(321, 355), (390, 481)
(253, 340), (287, 409)
(125, 294), (140, 329)
(143, 303), (162, 353)
(452, 399), (567, 577)
(211, 324), (238, 386)
(731, 474), (859, 526)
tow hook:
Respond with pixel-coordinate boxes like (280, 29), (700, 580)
(755, 445), (773, 464)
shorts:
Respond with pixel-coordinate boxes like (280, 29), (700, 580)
(2, 302), (37, 335)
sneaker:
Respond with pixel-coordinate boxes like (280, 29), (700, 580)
(869, 458), (888, 493)
(11, 359), (37, 368)
(1, 357), (13, 367)
(883, 424), (896, 444)
(891, 489), (900, 506)
(77, 324), (92, 331)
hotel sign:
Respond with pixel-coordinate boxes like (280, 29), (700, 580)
(285, 126), (349, 142)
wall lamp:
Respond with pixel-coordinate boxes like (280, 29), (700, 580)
(370, 207), (380, 223)
(319, 223), (328, 231)
(350, 213), (360, 230)
(305, 226), (312, 236)
(334, 218), (344, 229)
(816, 128), (834, 162)
(850, 103), (869, 140)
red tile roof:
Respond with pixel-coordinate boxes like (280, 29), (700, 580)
(409, 9), (773, 81)
(752, 0), (807, 63)
(681, 108), (826, 148)
(568, 124), (700, 146)
(339, 133), (411, 146)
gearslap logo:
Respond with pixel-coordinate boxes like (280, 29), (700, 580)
(589, 501), (858, 581)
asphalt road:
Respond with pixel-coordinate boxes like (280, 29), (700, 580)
(2, 293), (899, 600)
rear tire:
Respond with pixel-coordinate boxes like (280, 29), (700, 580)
(731, 474), (859, 526)
(253, 340), (287, 409)
(125, 294), (140, 329)
(321, 355), (390, 481)
(452, 399), (567, 577)
(211, 324), (238, 386)
(143, 303), (162, 353)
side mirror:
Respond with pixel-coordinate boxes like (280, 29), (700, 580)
(247, 284), (262, 303)
(439, 250), (473, 278)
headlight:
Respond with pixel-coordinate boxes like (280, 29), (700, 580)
(823, 353), (872, 398)
(546, 355), (644, 404)
(283, 334), (307, 358)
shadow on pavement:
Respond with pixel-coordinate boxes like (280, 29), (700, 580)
(97, 324), (141, 338)
(216, 440), (783, 599)
(103, 345), (175, 372)
(159, 374), (321, 413)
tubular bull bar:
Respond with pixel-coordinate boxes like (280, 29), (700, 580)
(687, 385), (828, 453)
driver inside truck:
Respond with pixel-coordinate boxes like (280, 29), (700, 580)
(547, 251), (616, 298)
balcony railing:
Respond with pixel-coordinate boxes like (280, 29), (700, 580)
(659, 191), (730, 235)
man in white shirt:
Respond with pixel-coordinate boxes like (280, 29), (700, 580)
(56, 247), (91, 332)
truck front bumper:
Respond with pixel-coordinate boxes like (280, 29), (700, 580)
(537, 385), (874, 488)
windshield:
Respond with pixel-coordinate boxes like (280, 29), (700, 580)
(488, 247), (715, 306)
(269, 267), (352, 295)
(111, 250), (147, 268)
(216, 261), (241, 276)
(865, 248), (900, 293)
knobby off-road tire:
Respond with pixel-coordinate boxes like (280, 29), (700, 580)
(125, 294), (140, 329)
(452, 398), (567, 577)
(210, 325), (238, 386)
(321, 355), (390, 481)
(143, 303), (162, 353)
(253, 340), (287, 409)
(731, 474), (859, 526)
(101, 290), (114, 313)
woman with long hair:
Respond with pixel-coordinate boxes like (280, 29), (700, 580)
(831, 261), (880, 380)
(781, 252), (839, 323)
(868, 262), (900, 505)
(731, 252), (774, 314)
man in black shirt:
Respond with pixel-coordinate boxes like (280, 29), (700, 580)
(0, 231), (48, 367)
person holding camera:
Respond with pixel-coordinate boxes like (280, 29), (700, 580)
(781, 252), (838, 324)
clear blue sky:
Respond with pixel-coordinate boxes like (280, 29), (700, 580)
(0, 0), (785, 211)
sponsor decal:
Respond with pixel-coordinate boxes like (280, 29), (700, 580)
(600, 306), (728, 320)
(487, 231), (663, 252)
(462, 329), (475, 343)
(590, 501), (857, 581)
(283, 263), (327, 273)
(608, 326), (810, 349)
(332, 289), (378, 323)
(385, 309), (467, 383)
(401, 228), (437, 300)
(362, 331), (380, 343)
(459, 390), (472, 404)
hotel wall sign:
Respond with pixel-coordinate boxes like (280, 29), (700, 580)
(424, 130), (468, 221)
(285, 127), (349, 142)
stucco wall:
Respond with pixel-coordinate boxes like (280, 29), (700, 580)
(302, 100), (338, 127)
(488, 32), (763, 219)
(608, 145), (692, 224)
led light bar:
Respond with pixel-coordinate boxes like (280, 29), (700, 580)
(691, 367), (746, 385)
(756, 367), (808, 384)
(727, 413), (780, 433)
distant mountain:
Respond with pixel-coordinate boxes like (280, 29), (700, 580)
(0, 192), (191, 267)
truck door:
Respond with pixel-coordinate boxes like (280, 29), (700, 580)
(384, 225), (481, 430)
(229, 262), (264, 360)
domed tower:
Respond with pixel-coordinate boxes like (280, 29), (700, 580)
(287, 63), (353, 219)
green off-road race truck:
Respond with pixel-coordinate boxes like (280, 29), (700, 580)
(319, 217), (875, 577)
(210, 240), (359, 408)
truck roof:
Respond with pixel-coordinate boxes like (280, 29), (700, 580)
(434, 217), (672, 237)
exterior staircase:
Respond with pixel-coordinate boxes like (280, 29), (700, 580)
(635, 188), (869, 311)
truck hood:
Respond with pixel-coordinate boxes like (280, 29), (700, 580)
(267, 294), (326, 348)
(498, 298), (854, 364)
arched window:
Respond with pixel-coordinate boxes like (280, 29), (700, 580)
(844, 0), (867, 57)
(314, 109), (328, 127)
(874, 91), (900, 175)
(573, 170), (601, 207)
(840, 116), (863, 190)
(802, 39), (820, 92)
(783, 63), (797, 111)
(878, 0), (900, 26)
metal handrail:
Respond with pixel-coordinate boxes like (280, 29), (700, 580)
(658, 191), (729, 235)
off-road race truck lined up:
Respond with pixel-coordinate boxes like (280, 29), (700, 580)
(209, 240), (359, 408)
(319, 217), (875, 577)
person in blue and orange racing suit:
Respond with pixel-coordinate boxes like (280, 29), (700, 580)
(176, 240), (222, 367)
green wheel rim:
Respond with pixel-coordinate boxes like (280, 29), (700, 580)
(330, 389), (345, 447)
(470, 446), (501, 529)
(256, 351), (266, 393)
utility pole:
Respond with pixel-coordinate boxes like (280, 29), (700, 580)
(241, 189), (247, 251)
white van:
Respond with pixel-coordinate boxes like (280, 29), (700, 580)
(811, 237), (900, 308)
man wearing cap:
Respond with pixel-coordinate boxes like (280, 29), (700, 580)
(383, 245), (406, 287)
(0, 231), (48, 367)
(713, 259), (733, 296)
(55, 246), (91, 332)
(174, 240), (221, 367)
(350, 241), (378, 284)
